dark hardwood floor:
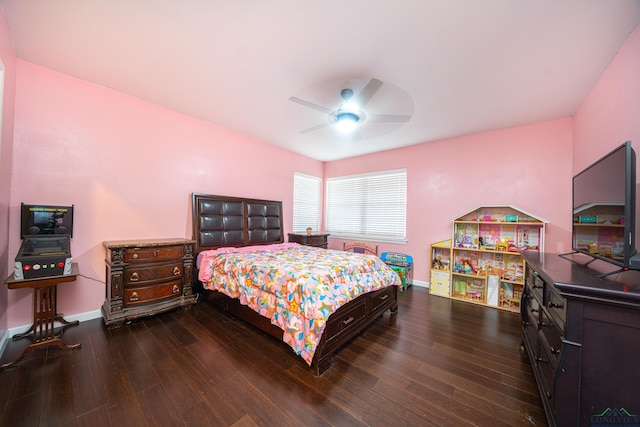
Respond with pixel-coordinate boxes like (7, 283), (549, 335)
(0, 287), (546, 427)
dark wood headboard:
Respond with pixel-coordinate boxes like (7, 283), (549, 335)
(191, 193), (284, 253)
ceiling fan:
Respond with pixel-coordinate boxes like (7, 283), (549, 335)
(289, 78), (412, 136)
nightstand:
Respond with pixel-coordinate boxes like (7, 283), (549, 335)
(102, 238), (197, 327)
(288, 233), (329, 248)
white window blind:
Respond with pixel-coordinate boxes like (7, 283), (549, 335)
(326, 169), (407, 242)
(292, 172), (321, 233)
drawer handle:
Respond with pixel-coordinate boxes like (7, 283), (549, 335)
(132, 253), (138, 259)
(342, 316), (354, 326)
(547, 301), (564, 309)
(154, 249), (158, 257)
(130, 272), (139, 282)
(550, 346), (560, 355)
(129, 292), (139, 302)
(173, 266), (181, 276)
(532, 283), (543, 289)
(380, 294), (389, 300)
(172, 284), (180, 294)
(534, 355), (548, 364)
(530, 307), (538, 314)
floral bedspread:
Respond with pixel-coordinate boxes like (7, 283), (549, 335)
(197, 243), (400, 365)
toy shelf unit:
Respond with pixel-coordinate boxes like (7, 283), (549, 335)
(572, 202), (625, 261)
(429, 239), (451, 297)
(450, 205), (546, 312)
(380, 252), (413, 291)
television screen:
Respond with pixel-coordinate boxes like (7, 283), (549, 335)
(571, 141), (639, 271)
(20, 204), (74, 237)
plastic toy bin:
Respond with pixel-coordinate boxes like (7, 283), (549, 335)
(380, 252), (413, 290)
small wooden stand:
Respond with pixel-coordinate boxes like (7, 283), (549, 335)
(1, 263), (81, 369)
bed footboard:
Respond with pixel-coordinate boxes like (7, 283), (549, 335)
(312, 285), (398, 375)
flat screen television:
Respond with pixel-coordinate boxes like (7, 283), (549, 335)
(571, 141), (640, 273)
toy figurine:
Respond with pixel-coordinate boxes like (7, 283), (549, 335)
(461, 258), (476, 274)
(432, 256), (445, 270)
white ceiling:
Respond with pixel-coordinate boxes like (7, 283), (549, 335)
(2, 1), (640, 161)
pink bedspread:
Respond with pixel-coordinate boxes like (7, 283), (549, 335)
(197, 243), (400, 365)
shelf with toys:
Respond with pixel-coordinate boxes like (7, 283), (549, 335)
(429, 239), (451, 297)
(449, 205), (546, 312)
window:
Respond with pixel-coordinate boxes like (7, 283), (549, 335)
(292, 172), (322, 233)
(326, 169), (407, 243)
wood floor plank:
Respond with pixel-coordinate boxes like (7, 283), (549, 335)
(0, 390), (42, 427)
(0, 364), (16, 418)
(41, 353), (76, 427)
(153, 354), (205, 414)
(72, 356), (109, 417)
(137, 383), (183, 427)
(75, 404), (114, 427)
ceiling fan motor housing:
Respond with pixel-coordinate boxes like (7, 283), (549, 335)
(340, 88), (354, 101)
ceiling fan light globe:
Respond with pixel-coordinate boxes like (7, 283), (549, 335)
(336, 112), (359, 133)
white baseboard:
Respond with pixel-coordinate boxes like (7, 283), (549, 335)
(0, 330), (9, 360)
(411, 279), (428, 288)
(0, 310), (102, 359)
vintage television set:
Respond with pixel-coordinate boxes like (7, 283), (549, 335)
(569, 141), (640, 274)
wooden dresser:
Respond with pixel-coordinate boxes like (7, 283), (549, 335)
(520, 251), (640, 426)
(102, 238), (197, 327)
(288, 233), (329, 248)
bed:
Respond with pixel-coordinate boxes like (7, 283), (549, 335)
(191, 193), (400, 375)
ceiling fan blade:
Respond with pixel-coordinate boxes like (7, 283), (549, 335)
(300, 121), (332, 134)
(353, 78), (383, 107)
(367, 114), (411, 123)
(289, 96), (332, 114)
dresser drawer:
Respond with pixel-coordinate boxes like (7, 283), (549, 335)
(123, 279), (183, 307)
(522, 310), (539, 352)
(536, 341), (556, 408)
(123, 245), (184, 263)
(305, 235), (327, 246)
(529, 271), (545, 304)
(325, 298), (366, 342)
(544, 285), (566, 328)
(522, 286), (541, 328)
(538, 324), (563, 369)
(123, 261), (183, 286)
(370, 287), (395, 314)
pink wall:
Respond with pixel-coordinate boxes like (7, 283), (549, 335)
(0, 9), (17, 336)
(325, 119), (574, 282)
(6, 61), (322, 328)
(574, 25), (640, 171)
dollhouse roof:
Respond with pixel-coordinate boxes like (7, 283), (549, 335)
(451, 205), (548, 223)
